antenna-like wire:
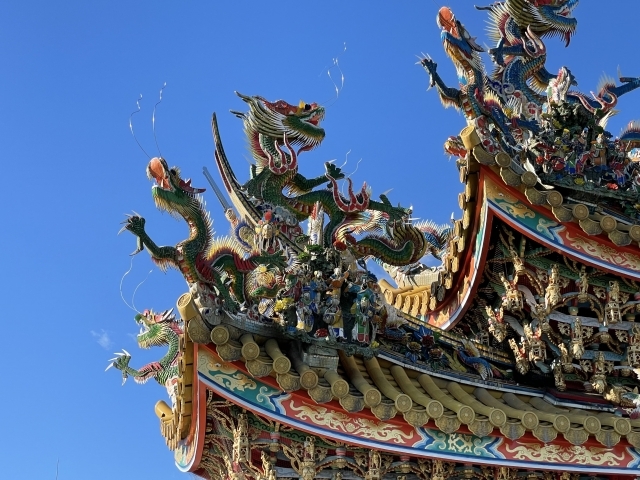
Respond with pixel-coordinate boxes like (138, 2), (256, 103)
(129, 95), (151, 159)
(152, 82), (167, 157)
(342, 157), (363, 197)
(320, 42), (347, 107)
(119, 257), (138, 313)
(131, 269), (153, 313)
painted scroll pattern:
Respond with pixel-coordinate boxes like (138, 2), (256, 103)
(563, 231), (640, 271)
(287, 401), (419, 444)
(505, 443), (626, 466)
(197, 347), (640, 471)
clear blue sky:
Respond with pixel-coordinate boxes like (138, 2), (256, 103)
(2, 1), (639, 479)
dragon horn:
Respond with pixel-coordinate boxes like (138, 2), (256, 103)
(234, 91), (252, 103)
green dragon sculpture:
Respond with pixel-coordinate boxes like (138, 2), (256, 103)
(121, 156), (287, 312)
(121, 94), (427, 320)
(228, 93), (427, 266)
(107, 308), (182, 403)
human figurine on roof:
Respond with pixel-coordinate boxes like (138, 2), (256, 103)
(324, 295), (345, 341)
(296, 286), (315, 332)
(590, 133), (608, 168)
(310, 270), (328, 302)
(328, 267), (358, 342)
(351, 273), (378, 345)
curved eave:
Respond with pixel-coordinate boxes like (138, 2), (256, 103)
(192, 344), (640, 475)
(483, 166), (640, 281)
(379, 161), (494, 331)
(174, 343), (206, 473)
(380, 160), (640, 332)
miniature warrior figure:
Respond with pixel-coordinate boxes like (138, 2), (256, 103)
(628, 325), (640, 368)
(301, 437), (317, 480)
(296, 289), (314, 332)
(261, 451), (277, 480)
(255, 211), (281, 253)
(333, 268), (361, 342)
(508, 338), (529, 375)
(310, 270), (328, 303)
(544, 264), (561, 310)
(559, 342), (574, 373)
(590, 351), (608, 393)
(486, 306), (507, 342)
(500, 273), (523, 311)
(351, 274), (378, 344)
(590, 133), (608, 167)
(232, 414), (250, 464)
(525, 325), (546, 362)
(508, 245), (525, 275)
(605, 280), (622, 324)
(324, 296), (345, 340)
(225, 207), (241, 230)
(571, 318), (585, 359)
(329, 267), (348, 300)
(552, 361), (566, 391)
(576, 265), (589, 302)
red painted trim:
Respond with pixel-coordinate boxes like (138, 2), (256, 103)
(188, 343), (206, 472)
(483, 167), (640, 270)
(427, 168), (494, 330)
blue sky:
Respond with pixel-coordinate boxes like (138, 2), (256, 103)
(2, 1), (640, 479)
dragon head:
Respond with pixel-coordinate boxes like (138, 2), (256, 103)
(437, 7), (484, 74)
(232, 92), (325, 158)
(135, 308), (182, 349)
(147, 157), (207, 216)
(506, 0), (578, 46)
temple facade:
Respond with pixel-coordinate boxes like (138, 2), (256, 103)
(109, 2), (640, 479)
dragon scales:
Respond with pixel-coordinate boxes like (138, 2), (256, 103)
(117, 93), (446, 349)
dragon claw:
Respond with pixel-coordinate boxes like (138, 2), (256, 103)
(120, 215), (147, 254)
(324, 162), (344, 180)
(418, 55), (438, 89)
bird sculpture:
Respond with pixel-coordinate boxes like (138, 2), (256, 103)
(456, 340), (501, 380)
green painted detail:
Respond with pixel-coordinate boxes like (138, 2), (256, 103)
(108, 309), (182, 392)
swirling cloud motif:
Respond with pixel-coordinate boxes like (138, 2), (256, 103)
(505, 443), (626, 466)
(287, 401), (417, 444)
